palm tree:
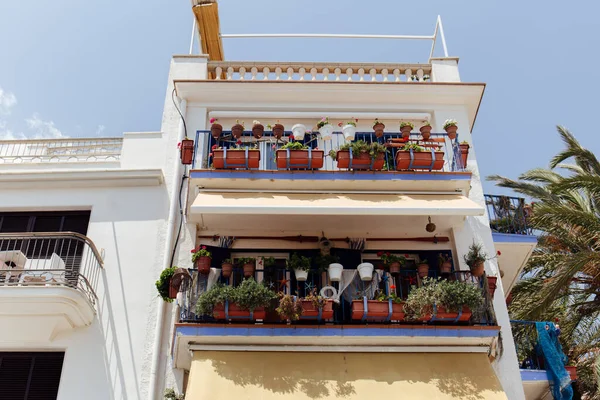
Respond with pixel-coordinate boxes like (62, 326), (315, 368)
(488, 126), (600, 399)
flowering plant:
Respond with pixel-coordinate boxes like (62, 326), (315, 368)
(377, 251), (406, 266)
(443, 119), (458, 130)
(235, 119), (245, 127)
(373, 118), (384, 127)
(438, 253), (452, 265)
(375, 288), (403, 304)
(338, 118), (358, 128)
(399, 121), (415, 129)
(316, 117), (330, 129)
(191, 245), (211, 262)
(267, 120), (281, 130)
(252, 120), (262, 127)
(210, 117), (218, 124)
(421, 121), (431, 127)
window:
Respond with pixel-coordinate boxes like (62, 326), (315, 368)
(0, 352), (64, 400)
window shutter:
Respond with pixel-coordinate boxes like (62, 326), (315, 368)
(0, 352), (64, 400)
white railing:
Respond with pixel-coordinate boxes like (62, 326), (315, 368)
(208, 61), (432, 82)
(0, 138), (122, 164)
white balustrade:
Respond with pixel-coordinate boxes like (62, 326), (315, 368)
(0, 138), (123, 164)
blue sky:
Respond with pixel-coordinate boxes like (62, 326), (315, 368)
(1, 1), (598, 194)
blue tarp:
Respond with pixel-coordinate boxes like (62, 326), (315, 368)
(535, 322), (573, 400)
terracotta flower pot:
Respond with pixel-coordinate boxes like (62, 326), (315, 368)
(459, 143), (469, 169)
(417, 263), (429, 278)
(212, 149), (260, 169)
(395, 150), (444, 171)
(276, 149), (324, 169)
(195, 256), (211, 275)
(445, 125), (458, 140)
(211, 123), (223, 139)
(470, 261), (485, 277)
(243, 262), (255, 278)
(335, 151), (385, 170)
(440, 261), (452, 275)
(420, 125), (432, 140)
(300, 300), (334, 320)
(388, 262), (401, 276)
(373, 123), (385, 138)
(180, 139), (194, 165)
(432, 305), (472, 322)
(213, 303), (266, 320)
(252, 124), (264, 139)
(231, 124), (244, 139)
(566, 366), (577, 381)
(221, 262), (233, 278)
(272, 123), (285, 139)
(487, 276), (498, 297)
(400, 126), (412, 139)
(351, 299), (405, 321)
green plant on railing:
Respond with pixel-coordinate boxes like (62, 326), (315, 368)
(400, 143), (425, 152)
(463, 242), (487, 269)
(438, 253), (452, 266)
(338, 118), (358, 127)
(276, 293), (303, 321)
(315, 253), (339, 272)
(421, 121), (431, 127)
(280, 141), (309, 150)
(316, 116), (330, 129)
(234, 278), (278, 312)
(286, 252), (312, 272)
(379, 252), (406, 266)
(375, 290), (403, 304)
(263, 256), (276, 268)
(195, 283), (235, 315)
(443, 119), (458, 130)
(235, 257), (256, 266)
(329, 140), (387, 161)
(191, 245), (211, 263)
(164, 388), (184, 400)
(155, 267), (177, 303)
(399, 121), (415, 130)
(305, 289), (328, 310)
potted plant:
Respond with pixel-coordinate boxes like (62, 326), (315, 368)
(417, 259), (429, 278)
(315, 254), (342, 282)
(338, 118), (358, 141)
(404, 278), (483, 322)
(268, 121), (285, 140)
(316, 117), (333, 141)
(210, 117), (222, 140)
(302, 290), (334, 320)
(438, 254), (452, 275)
(237, 257), (256, 278)
(291, 124), (307, 141)
(179, 138), (194, 165)
(487, 275), (498, 297)
(191, 245), (212, 275)
(443, 119), (458, 140)
(329, 141), (387, 170)
(221, 258), (233, 279)
(212, 141), (260, 169)
(276, 293), (304, 322)
(373, 118), (385, 138)
(276, 142), (324, 169)
(459, 141), (469, 169)
(395, 143), (444, 171)
(399, 121), (414, 138)
(252, 120), (264, 139)
(231, 120), (244, 139)
(379, 252), (406, 276)
(357, 262), (374, 281)
(420, 122), (432, 140)
(287, 252), (311, 281)
(463, 242), (487, 277)
(351, 288), (405, 321)
(155, 267), (177, 302)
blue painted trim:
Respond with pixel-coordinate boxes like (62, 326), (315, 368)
(520, 369), (550, 382)
(175, 325), (499, 338)
(190, 170), (471, 181)
(492, 233), (538, 244)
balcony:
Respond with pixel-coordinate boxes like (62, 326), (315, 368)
(0, 232), (103, 342)
(485, 194), (537, 296)
(511, 320), (576, 400)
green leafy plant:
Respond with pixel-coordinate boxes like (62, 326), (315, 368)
(399, 121), (415, 129)
(235, 257), (256, 266)
(315, 254), (339, 272)
(463, 242), (487, 268)
(155, 267), (177, 303)
(305, 289), (328, 310)
(373, 118), (384, 127)
(438, 253), (452, 265)
(222, 258), (233, 265)
(280, 141), (309, 150)
(329, 140), (387, 161)
(164, 388), (184, 400)
(375, 289), (403, 304)
(276, 293), (303, 321)
(400, 143), (425, 152)
(233, 278), (277, 311)
(195, 283), (235, 315)
(421, 121), (431, 127)
(286, 253), (312, 272)
(316, 117), (330, 129)
(378, 251), (406, 266)
(404, 277), (483, 318)
(443, 119), (458, 130)
(338, 118), (358, 127)
(191, 245), (211, 263)
(263, 256), (276, 268)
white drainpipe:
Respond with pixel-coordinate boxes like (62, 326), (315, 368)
(149, 97), (187, 400)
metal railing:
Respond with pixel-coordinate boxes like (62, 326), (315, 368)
(194, 130), (465, 172)
(180, 265), (493, 326)
(0, 232), (104, 306)
(0, 138), (122, 164)
(485, 194), (533, 235)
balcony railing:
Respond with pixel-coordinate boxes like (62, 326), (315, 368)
(179, 264), (494, 326)
(207, 61), (432, 82)
(485, 194), (533, 235)
(193, 130), (465, 172)
(0, 232), (104, 306)
(0, 138), (122, 164)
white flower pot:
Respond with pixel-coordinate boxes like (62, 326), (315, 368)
(318, 124), (334, 140)
(342, 124), (356, 141)
(294, 268), (308, 281)
(328, 263), (344, 282)
(291, 124), (306, 139)
(357, 262), (374, 281)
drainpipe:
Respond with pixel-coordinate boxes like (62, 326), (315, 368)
(149, 97), (187, 400)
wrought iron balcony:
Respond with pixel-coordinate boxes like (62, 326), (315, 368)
(0, 138), (122, 164)
(485, 194), (533, 235)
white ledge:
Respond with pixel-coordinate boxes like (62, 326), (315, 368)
(0, 169), (164, 189)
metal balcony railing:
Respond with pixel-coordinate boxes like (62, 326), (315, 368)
(0, 138), (122, 164)
(193, 130), (466, 172)
(485, 194), (533, 235)
(0, 232), (104, 306)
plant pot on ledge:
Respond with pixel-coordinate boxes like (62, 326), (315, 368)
(351, 298), (405, 321)
(334, 151), (385, 170)
(459, 142), (470, 169)
(470, 261), (485, 277)
(276, 148), (324, 169)
(373, 122), (385, 138)
(211, 123), (223, 140)
(418, 305), (472, 323)
(195, 256), (211, 275)
(300, 299), (334, 320)
(272, 123), (285, 139)
(231, 124), (244, 139)
(213, 302), (266, 321)
(213, 148), (260, 169)
(420, 125), (432, 140)
(396, 149), (444, 171)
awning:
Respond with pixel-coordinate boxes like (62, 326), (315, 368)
(185, 351), (507, 399)
(190, 192), (485, 216)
